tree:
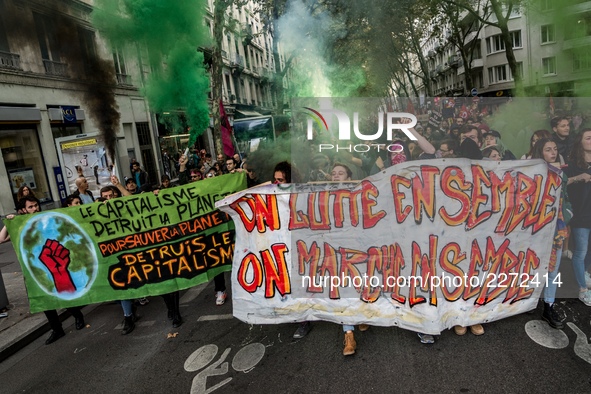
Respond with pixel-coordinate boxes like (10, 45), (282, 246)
(446, 0), (524, 91)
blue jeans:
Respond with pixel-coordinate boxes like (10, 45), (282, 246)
(343, 325), (354, 332)
(544, 248), (562, 304)
(571, 227), (591, 290)
(121, 300), (134, 317)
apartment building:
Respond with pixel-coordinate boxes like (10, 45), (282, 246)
(0, 0), (159, 214)
(203, 0), (284, 117)
(0, 0), (288, 214)
(408, 0), (591, 98)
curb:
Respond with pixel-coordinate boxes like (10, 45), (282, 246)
(0, 304), (99, 363)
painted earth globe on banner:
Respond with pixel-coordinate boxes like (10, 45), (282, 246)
(20, 212), (98, 300)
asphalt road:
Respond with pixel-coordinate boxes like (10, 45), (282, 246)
(1, 273), (590, 394)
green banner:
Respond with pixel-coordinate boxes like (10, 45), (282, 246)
(4, 173), (247, 313)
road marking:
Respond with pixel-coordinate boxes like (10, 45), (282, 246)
(198, 314), (234, 322)
(524, 320), (568, 349)
(185, 344), (218, 372)
(232, 343), (265, 373)
(567, 322), (591, 365)
(180, 283), (209, 305)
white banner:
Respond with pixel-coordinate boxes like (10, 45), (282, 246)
(217, 159), (560, 334)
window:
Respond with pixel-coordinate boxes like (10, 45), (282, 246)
(113, 50), (131, 85)
(0, 11), (9, 52)
(540, 0), (553, 11)
(573, 52), (591, 71)
(486, 31), (521, 54)
(471, 40), (482, 59)
(511, 31), (522, 48)
(113, 51), (127, 75)
(488, 63), (521, 83)
(542, 57), (556, 75)
(516, 62), (524, 79)
(488, 64), (510, 84)
(487, 35), (504, 54)
(541, 25), (555, 43)
(33, 12), (61, 62)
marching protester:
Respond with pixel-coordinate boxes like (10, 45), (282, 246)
(156, 174), (183, 327)
(481, 129), (516, 160)
(530, 138), (569, 328)
(520, 130), (553, 160)
(72, 177), (94, 203)
(0, 195), (86, 345)
(99, 175), (140, 333)
(551, 116), (574, 159)
(330, 162), (369, 356)
(564, 128), (591, 307)
(130, 160), (150, 189)
(178, 154), (228, 306)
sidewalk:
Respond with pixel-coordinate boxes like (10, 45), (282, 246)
(0, 241), (68, 362)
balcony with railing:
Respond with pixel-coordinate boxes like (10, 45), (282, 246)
(116, 73), (132, 85)
(231, 53), (245, 68)
(0, 50), (21, 70)
(43, 59), (68, 77)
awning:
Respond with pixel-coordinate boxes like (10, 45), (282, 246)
(234, 109), (263, 119)
(0, 107), (41, 123)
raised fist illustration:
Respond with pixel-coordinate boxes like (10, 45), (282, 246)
(39, 239), (76, 293)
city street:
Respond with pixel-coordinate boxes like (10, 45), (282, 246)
(1, 271), (590, 394)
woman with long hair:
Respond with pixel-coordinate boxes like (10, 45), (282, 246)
(16, 185), (32, 202)
(521, 130), (553, 160)
(531, 138), (568, 327)
(564, 128), (591, 306)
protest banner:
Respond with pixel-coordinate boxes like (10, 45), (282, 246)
(217, 159), (560, 335)
(4, 173), (247, 313)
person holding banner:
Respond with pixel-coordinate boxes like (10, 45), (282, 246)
(531, 139), (568, 328)
(178, 154), (227, 306)
(0, 195), (86, 345)
(330, 163), (370, 355)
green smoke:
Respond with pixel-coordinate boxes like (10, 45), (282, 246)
(92, 0), (211, 147)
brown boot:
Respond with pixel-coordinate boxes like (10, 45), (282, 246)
(343, 331), (356, 356)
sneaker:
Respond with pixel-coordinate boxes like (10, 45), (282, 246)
(358, 324), (370, 332)
(215, 291), (227, 306)
(138, 297), (149, 306)
(542, 302), (564, 329)
(293, 321), (311, 339)
(343, 331), (356, 356)
(579, 289), (591, 306)
(586, 272), (591, 288)
(470, 324), (485, 336)
(453, 325), (467, 336)
(417, 333), (435, 344)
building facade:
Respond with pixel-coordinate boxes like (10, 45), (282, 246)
(407, 0), (591, 99)
(0, 0), (160, 214)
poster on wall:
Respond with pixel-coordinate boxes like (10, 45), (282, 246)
(55, 133), (114, 197)
(8, 168), (36, 193)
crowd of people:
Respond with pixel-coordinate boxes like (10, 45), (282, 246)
(3, 111), (591, 356)
(256, 113), (591, 355)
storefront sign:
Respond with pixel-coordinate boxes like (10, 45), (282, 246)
(61, 106), (77, 123)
